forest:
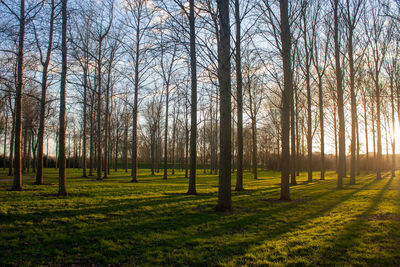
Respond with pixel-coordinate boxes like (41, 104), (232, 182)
(0, 0), (399, 265)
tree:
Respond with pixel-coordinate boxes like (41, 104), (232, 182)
(234, 0), (244, 191)
(364, 0), (393, 180)
(333, 0), (345, 188)
(121, 0), (155, 183)
(9, 0), (25, 191)
(215, 0), (232, 211)
(94, 1), (113, 181)
(311, 8), (329, 180)
(345, 0), (364, 185)
(58, 0), (68, 196)
(35, 0), (56, 185)
(279, 0), (292, 200)
(187, 0), (197, 194)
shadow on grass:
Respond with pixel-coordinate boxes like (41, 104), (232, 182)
(12, 175), (385, 264)
(314, 176), (398, 265)
(0, 171), (390, 265)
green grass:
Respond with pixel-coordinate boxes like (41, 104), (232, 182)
(0, 168), (399, 266)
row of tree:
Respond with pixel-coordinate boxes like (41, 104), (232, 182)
(0, 0), (399, 210)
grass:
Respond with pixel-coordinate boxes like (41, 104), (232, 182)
(0, 168), (399, 266)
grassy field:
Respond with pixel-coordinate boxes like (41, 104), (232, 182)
(0, 168), (399, 266)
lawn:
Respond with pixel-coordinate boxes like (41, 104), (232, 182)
(0, 168), (399, 266)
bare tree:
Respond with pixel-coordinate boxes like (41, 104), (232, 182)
(215, 0), (232, 211)
(35, 0), (57, 185)
(58, 0), (68, 196)
(333, 0), (345, 188)
(279, 0), (292, 200)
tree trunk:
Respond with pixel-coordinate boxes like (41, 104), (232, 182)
(36, 0), (55, 185)
(363, 93), (369, 173)
(3, 113), (8, 170)
(390, 77), (396, 177)
(290, 84), (296, 184)
(216, 0), (232, 211)
(12, 0), (25, 191)
(279, 0), (292, 200)
(306, 60), (312, 182)
(334, 0), (345, 189)
(131, 28), (140, 183)
(82, 66), (88, 177)
(89, 95), (94, 176)
(58, 0), (68, 196)
(184, 103), (189, 178)
(96, 40), (103, 181)
(8, 111), (14, 176)
(318, 76), (325, 180)
(349, 26), (356, 185)
(163, 86), (169, 180)
(375, 76), (382, 179)
(103, 65), (112, 179)
(235, 0), (244, 191)
(188, 0), (197, 194)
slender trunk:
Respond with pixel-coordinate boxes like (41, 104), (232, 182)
(210, 97), (214, 174)
(184, 105), (189, 178)
(131, 28), (140, 183)
(334, 0), (345, 188)
(251, 118), (258, 179)
(58, 0), (68, 195)
(151, 132), (155, 175)
(295, 85), (300, 176)
(89, 96), (94, 176)
(27, 130), (31, 173)
(376, 76), (382, 179)
(363, 93), (369, 173)
(171, 106), (176, 175)
(390, 77), (396, 177)
(318, 76), (325, 180)
(188, 0), (197, 193)
(3, 113), (8, 170)
(163, 86), (169, 180)
(82, 66), (88, 177)
(372, 103), (376, 169)
(306, 62), (312, 182)
(124, 118), (128, 173)
(235, 0), (244, 191)
(103, 66), (111, 179)
(115, 126), (118, 172)
(349, 28), (356, 185)
(291, 84), (296, 184)
(214, 93), (218, 175)
(279, 0), (292, 200)
(12, 0), (25, 191)
(96, 40), (103, 181)
(36, 0), (55, 184)
(356, 115), (360, 175)
(216, 0), (232, 211)
(8, 111), (14, 176)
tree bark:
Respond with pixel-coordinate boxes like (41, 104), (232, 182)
(58, 0), (68, 196)
(215, 0), (232, 211)
(334, 0), (345, 189)
(235, 0), (244, 191)
(279, 0), (292, 200)
(12, 0), (25, 191)
(187, 0), (197, 194)
(36, 0), (55, 185)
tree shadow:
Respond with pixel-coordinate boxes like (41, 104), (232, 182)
(313, 176), (398, 265)
(0, 173), (388, 266)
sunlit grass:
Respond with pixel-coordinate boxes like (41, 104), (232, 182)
(0, 168), (399, 265)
